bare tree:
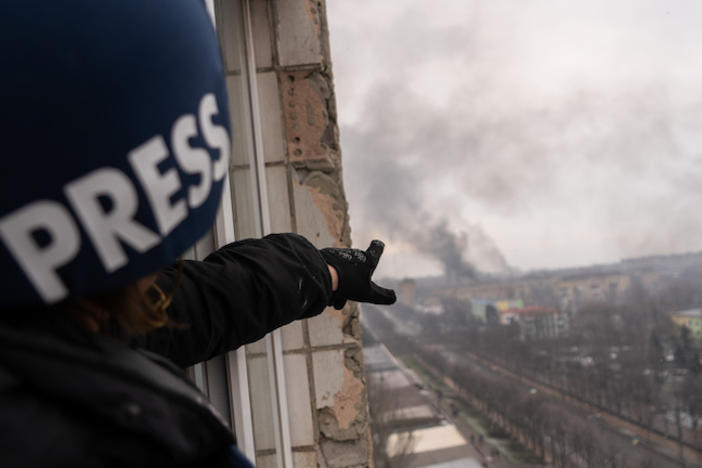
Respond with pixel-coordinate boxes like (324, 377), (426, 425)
(367, 373), (415, 468)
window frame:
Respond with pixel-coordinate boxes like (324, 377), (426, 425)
(198, 1), (294, 465)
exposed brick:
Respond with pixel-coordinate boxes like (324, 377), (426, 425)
(280, 70), (338, 170)
(312, 349), (368, 440)
(318, 407), (366, 442)
(292, 181), (337, 248)
(237, 1), (373, 465)
(343, 303), (363, 341)
(301, 171), (348, 243)
(292, 171), (349, 248)
(312, 349), (344, 409)
(293, 451), (319, 468)
(320, 438), (370, 468)
(343, 347), (365, 380)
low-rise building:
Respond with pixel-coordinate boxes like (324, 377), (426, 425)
(556, 271), (631, 310)
(470, 298), (524, 322)
(671, 308), (702, 340)
(501, 306), (568, 339)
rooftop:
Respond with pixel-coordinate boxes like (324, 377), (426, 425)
(672, 308), (702, 318)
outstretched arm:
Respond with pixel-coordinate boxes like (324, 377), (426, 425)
(134, 233), (332, 367)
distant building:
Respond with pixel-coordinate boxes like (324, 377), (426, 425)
(417, 296), (444, 315)
(470, 298), (523, 322)
(520, 307), (568, 339)
(500, 306), (568, 339)
(437, 271), (635, 313)
(556, 271), (631, 311)
(671, 308), (702, 340)
(622, 251), (702, 277)
(468, 302), (568, 338)
(420, 250), (702, 327)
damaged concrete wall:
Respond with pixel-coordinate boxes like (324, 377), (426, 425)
(252, 0), (373, 466)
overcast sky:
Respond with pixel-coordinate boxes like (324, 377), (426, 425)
(326, 0), (702, 278)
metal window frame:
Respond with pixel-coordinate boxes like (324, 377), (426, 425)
(208, 1), (294, 465)
(240, 1), (294, 465)
(206, 0), (258, 459)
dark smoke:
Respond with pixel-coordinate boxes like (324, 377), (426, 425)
(415, 218), (477, 280)
(333, 2), (702, 271)
(342, 83), (515, 276)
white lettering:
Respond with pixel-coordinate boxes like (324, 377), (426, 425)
(199, 93), (230, 182)
(128, 136), (187, 235)
(0, 201), (80, 302)
(172, 114), (212, 209)
(65, 168), (160, 272)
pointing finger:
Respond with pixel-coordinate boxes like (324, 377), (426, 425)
(365, 240), (385, 270)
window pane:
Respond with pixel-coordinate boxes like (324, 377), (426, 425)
(214, 1), (285, 464)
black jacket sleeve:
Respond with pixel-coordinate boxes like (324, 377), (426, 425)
(132, 233), (332, 368)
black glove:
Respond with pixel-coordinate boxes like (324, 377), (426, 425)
(320, 240), (397, 310)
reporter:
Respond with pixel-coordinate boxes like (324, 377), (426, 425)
(0, 1), (394, 467)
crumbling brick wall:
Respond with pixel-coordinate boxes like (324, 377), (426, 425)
(251, 0), (373, 466)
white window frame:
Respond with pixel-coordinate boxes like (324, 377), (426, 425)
(204, 1), (294, 465)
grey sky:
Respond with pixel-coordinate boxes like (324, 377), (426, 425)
(327, 1), (702, 278)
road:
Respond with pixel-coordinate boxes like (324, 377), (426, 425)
(365, 337), (540, 467)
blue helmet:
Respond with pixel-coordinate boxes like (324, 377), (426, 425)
(0, 1), (231, 308)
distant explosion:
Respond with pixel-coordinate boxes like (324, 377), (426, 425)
(412, 217), (510, 280)
(414, 219), (476, 279)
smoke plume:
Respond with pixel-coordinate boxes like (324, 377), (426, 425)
(331, 0), (702, 273)
(415, 218), (477, 280)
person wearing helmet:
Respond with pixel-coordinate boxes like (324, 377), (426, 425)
(0, 1), (396, 467)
